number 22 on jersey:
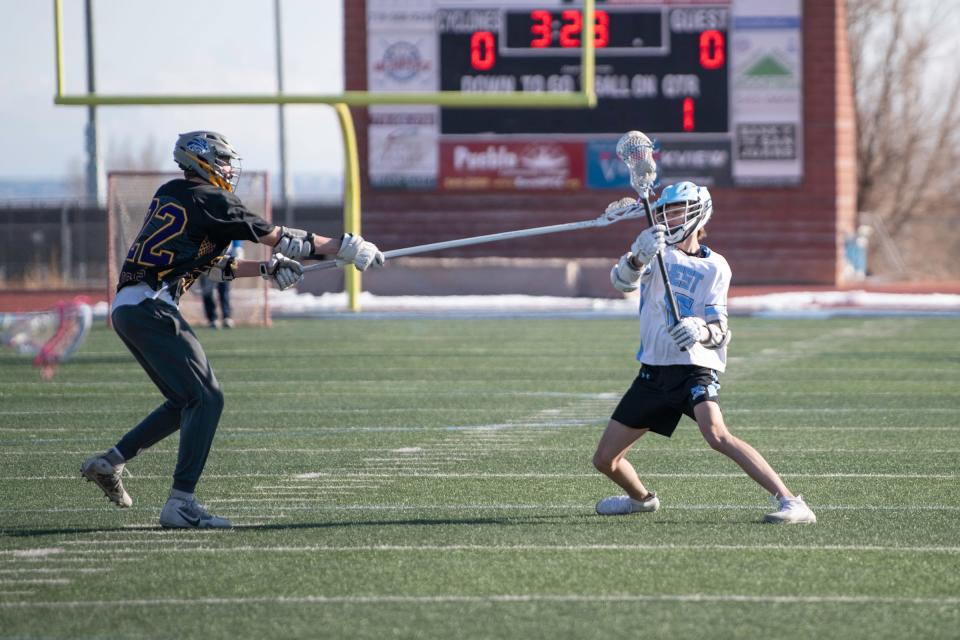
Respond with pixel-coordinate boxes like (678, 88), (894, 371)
(126, 199), (189, 267)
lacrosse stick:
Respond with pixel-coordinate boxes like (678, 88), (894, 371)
(616, 130), (682, 328)
(303, 200), (648, 274)
(0, 298), (93, 380)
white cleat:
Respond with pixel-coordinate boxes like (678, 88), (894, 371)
(595, 492), (660, 515)
(160, 497), (232, 529)
(764, 494), (817, 524)
(80, 456), (132, 508)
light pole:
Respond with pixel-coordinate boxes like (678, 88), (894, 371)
(84, 0), (104, 206)
(274, 0), (292, 224)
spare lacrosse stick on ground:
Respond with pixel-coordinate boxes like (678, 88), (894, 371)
(0, 298), (93, 380)
(616, 130), (684, 335)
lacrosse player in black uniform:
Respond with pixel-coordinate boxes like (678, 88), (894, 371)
(81, 130), (384, 528)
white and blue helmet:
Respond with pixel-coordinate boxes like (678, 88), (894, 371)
(651, 181), (713, 245)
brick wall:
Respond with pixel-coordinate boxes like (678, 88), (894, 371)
(345, 0), (856, 286)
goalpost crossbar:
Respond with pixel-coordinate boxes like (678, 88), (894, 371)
(51, 0), (598, 311)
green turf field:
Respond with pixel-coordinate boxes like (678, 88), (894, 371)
(1, 316), (958, 639)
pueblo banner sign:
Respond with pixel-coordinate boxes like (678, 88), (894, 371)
(439, 141), (584, 190)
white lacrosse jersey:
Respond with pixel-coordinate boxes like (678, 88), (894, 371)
(636, 245), (731, 372)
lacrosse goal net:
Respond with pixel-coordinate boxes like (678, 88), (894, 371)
(106, 171), (272, 327)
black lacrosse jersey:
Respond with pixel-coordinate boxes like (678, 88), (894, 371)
(117, 179), (274, 301)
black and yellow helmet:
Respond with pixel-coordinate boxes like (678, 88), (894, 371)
(173, 131), (242, 192)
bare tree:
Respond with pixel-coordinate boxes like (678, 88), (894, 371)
(847, 0), (960, 277)
(106, 135), (165, 173)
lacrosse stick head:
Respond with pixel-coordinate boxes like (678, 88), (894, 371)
(1, 298), (93, 381)
(616, 131), (657, 196)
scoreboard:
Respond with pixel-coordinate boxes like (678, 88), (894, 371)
(440, 6), (728, 134)
(366, 0), (803, 190)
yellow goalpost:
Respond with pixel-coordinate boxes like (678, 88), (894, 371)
(51, 0), (598, 312)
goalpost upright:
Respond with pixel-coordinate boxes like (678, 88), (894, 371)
(51, 0), (598, 312)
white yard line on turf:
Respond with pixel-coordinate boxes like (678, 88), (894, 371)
(1, 592), (959, 609)
(0, 568), (99, 574)
(6, 448), (960, 455)
(0, 549), (63, 558)
(7, 504), (960, 518)
(0, 557), (138, 565)
(361, 457), (475, 462)
(200, 502), (960, 511)
(5, 379), (951, 393)
(4, 426), (958, 441)
(0, 407), (954, 417)
(16, 543), (960, 554)
(254, 485), (384, 490)
(0, 407), (555, 416)
(4, 471), (960, 481)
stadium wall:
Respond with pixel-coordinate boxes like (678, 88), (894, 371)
(345, 0), (857, 287)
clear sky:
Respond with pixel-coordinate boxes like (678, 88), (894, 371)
(1, 0), (344, 186)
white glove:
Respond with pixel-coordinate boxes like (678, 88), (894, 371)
(669, 316), (708, 350)
(259, 253), (303, 290)
(630, 224), (666, 265)
(206, 255), (238, 283)
(606, 197), (637, 213)
(336, 233), (385, 272)
(610, 253), (642, 293)
(273, 226), (315, 258)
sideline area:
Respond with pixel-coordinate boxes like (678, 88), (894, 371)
(266, 287), (960, 319)
(3, 284), (959, 319)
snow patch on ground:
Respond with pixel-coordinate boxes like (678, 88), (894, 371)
(269, 290), (960, 318)
(91, 289), (960, 320)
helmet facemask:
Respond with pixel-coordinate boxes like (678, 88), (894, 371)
(211, 153), (242, 192)
(651, 182), (713, 245)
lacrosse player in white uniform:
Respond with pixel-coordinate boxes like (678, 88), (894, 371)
(593, 181), (816, 524)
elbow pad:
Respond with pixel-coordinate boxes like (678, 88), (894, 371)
(610, 253), (641, 292)
(703, 321), (732, 350)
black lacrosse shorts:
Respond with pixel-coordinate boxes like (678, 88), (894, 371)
(611, 364), (721, 437)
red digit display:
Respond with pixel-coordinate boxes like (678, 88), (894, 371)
(683, 97), (695, 131)
(699, 30), (725, 70)
(522, 10), (611, 49)
(470, 31), (495, 70)
(594, 10), (609, 48)
(530, 10), (551, 48)
(559, 9), (582, 48)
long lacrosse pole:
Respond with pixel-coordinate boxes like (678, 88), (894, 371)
(302, 202), (645, 274)
(616, 131), (682, 327)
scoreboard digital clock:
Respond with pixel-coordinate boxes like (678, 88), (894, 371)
(501, 9), (665, 52)
(366, 0), (804, 189)
(440, 6), (728, 134)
